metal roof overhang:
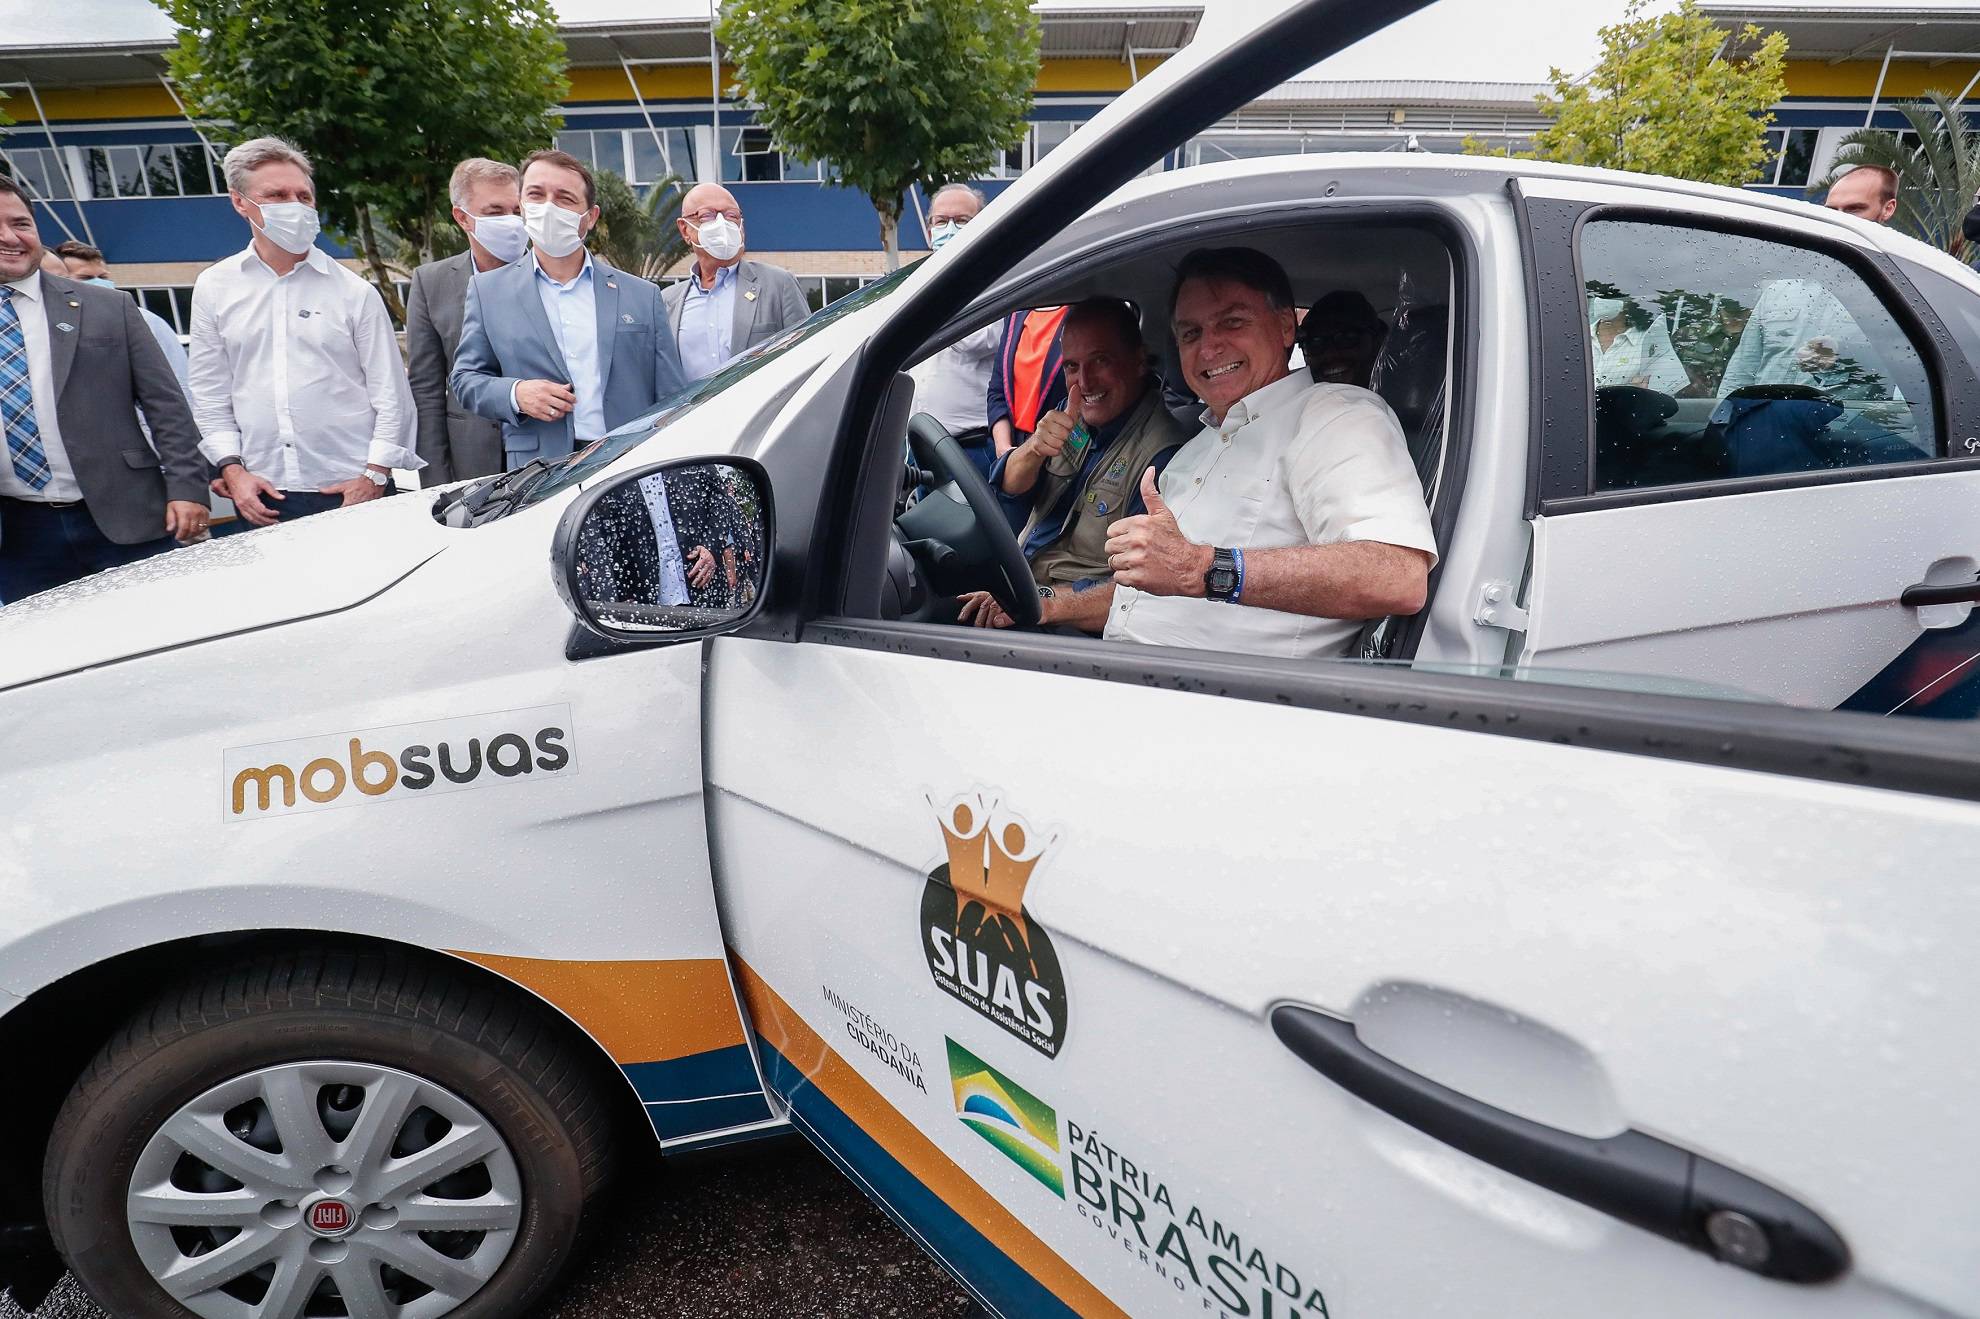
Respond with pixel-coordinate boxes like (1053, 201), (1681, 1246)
(0, 42), (173, 89)
(1702, 4), (1980, 64)
(0, 5), (1205, 85)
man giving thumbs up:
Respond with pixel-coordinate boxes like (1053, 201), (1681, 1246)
(1101, 248), (1436, 659)
(957, 298), (1187, 632)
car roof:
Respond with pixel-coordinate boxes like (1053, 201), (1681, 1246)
(1072, 151), (1980, 293)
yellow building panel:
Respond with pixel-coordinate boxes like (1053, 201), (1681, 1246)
(1036, 56), (1143, 94)
(11, 84), (182, 123)
(564, 55), (1163, 105)
(565, 63), (730, 103)
(1783, 58), (1980, 101)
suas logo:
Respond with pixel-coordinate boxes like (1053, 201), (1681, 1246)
(224, 705), (576, 820)
(947, 1037), (1062, 1197)
(919, 792), (1067, 1058)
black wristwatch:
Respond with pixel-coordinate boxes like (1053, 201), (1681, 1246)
(1204, 547), (1239, 602)
(215, 456), (245, 472)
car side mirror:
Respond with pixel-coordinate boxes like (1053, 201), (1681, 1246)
(551, 456), (772, 644)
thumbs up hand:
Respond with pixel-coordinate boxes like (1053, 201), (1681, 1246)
(1102, 467), (1214, 597)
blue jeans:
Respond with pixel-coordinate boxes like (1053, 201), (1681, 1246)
(0, 497), (178, 604)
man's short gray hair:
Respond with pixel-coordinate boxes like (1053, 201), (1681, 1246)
(449, 157), (521, 209)
(222, 136), (313, 195)
(931, 182), (987, 210)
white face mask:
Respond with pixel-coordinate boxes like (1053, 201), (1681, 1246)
(929, 220), (964, 250)
(467, 213), (529, 265)
(1588, 296), (1626, 325)
(691, 214), (743, 262)
(252, 200), (320, 256)
(523, 201), (588, 258)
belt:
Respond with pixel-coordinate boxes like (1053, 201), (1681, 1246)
(0, 494), (83, 509)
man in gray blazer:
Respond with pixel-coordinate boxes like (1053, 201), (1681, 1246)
(663, 183), (810, 382)
(0, 177), (207, 603)
(450, 150), (688, 471)
(405, 158), (525, 485)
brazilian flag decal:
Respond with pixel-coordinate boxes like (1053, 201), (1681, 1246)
(947, 1038), (1064, 1198)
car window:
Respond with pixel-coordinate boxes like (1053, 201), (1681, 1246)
(1579, 219), (1939, 492)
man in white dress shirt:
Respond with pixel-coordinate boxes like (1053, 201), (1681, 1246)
(190, 136), (419, 529)
(908, 185), (1004, 476)
(1100, 247), (1436, 659)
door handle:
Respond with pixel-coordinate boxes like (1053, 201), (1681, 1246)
(1901, 574), (1980, 608)
(1271, 1004), (1848, 1284)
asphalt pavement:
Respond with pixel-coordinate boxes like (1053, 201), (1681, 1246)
(3, 1136), (974, 1318)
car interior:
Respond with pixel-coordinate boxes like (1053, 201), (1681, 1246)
(877, 219), (1459, 663)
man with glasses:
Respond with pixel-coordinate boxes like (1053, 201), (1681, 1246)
(909, 185), (1003, 475)
(662, 183), (809, 382)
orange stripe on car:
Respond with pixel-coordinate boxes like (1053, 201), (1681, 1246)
(447, 951), (748, 1064)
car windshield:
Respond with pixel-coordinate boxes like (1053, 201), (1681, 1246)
(490, 265), (915, 516)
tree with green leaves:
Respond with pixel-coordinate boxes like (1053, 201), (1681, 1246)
(1466, 0), (1787, 188)
(717, 0), (1039, 268)
(590, 168), (692, 281)
(1820, 91), (1980, 260)
(157, 0), (568, 318)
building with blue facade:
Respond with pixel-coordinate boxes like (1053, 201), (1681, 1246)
(2, 0), (1973, 340)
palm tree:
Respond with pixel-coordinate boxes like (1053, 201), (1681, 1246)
(1817, 90), (1980, 260)
(589, 168), (693, 281)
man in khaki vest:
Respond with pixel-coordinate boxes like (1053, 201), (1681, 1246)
(959, 298), (1187, 632)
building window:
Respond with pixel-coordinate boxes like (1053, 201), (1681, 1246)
(557, 128), (633, 179)
(2, 141), (222, 200)
(723, 126), (781, 182)
(126, 286), (196, 339)
(986, 119), (1086, 178)
(628, 126), (697, 184)
(796, 274), (873, 313)
(716, 126), (834, 183)
(1757, 128), (1819, 188)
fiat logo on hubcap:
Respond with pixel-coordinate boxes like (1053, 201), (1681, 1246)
(306, 1199), (353, 1236)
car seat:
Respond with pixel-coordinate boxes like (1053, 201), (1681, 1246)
(1355, 305), (1450, 661)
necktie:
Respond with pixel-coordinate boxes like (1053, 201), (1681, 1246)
(0, 287), (51, 491)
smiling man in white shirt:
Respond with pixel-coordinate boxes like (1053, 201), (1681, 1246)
(190, 136), (419, 530)
(1101, 247), (1436, 659)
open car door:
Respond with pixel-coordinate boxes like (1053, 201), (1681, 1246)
(709, 4), (1980, 1318)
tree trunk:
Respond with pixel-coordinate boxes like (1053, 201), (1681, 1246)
(354, 202), (406, 325)
(876, 203), (900, 272)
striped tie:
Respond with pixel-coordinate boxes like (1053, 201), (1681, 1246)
(0, 287), (51, 491)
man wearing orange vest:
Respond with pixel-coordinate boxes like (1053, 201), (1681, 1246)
(985, 305), (1069, 482)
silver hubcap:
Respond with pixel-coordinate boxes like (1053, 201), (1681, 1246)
(125, 1061), (524, 1319)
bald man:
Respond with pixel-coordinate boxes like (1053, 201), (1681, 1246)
(1823, 165), (1898, 225)
(661, 183), (809, 381)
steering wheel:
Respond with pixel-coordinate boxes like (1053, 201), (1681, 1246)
(898, 413), (1041, 628)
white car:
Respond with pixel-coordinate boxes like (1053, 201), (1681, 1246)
(4, 3), (1980, 1317)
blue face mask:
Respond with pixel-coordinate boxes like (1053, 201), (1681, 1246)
(929, 221), (963, 250)
(87, 276), (117, 288)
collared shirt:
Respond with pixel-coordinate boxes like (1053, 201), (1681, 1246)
(1104, 372), (1437, 660)
(527, 251), (607, 441)
(0, 272), (82, 502)
(678, 263), (737, 381)
(1591, 319), (1688, 394)
(636, 473), (691, 606)
(188, 244), (419, 490)
(910, 320), (1002, 434)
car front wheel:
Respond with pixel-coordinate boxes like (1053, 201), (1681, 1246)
(43, 949), (614, 1319)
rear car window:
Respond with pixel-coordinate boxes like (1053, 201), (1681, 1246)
(1579, 218), (1939, 491)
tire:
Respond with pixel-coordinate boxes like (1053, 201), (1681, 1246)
(43, 948), (616, 1319)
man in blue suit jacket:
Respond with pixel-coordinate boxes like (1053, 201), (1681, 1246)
(450, 149), (686, 470)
